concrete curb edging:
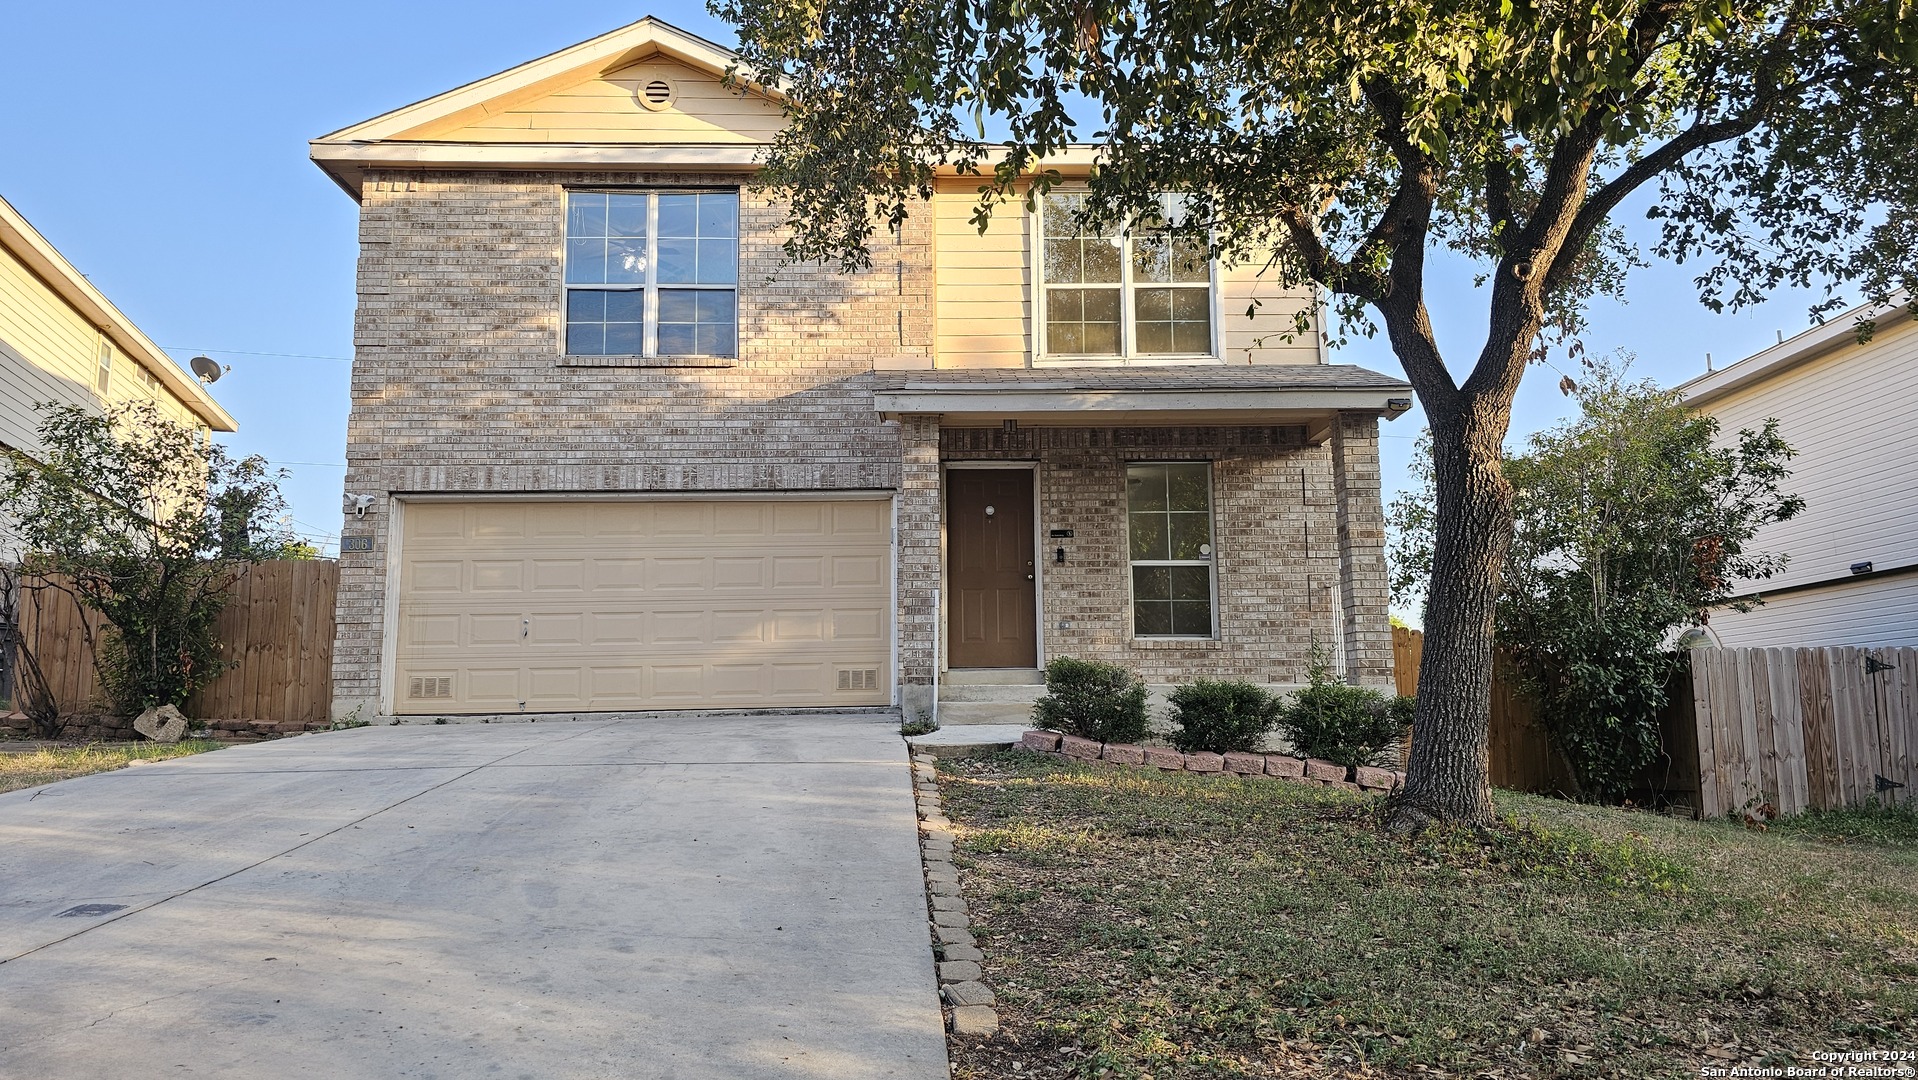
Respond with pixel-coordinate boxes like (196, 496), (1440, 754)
(911, 751), (1000, 1039)
(1018, 730), (1405, 793)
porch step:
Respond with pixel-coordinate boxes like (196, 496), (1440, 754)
(942, 668), (1044, 686)
(934, 700), (1041, 726)
(936, 681), (1048, 704)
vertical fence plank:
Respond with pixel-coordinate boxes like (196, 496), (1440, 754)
(1750, 649), (1781, 810)
(1691, 651), (1720, 819)
(1769, 647), (1808, 816)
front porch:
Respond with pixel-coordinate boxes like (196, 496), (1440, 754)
(872, 366), (1410, 724)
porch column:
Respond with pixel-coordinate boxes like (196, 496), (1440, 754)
(896, 414), (942, 719)
(1331, 413), (1396, 690)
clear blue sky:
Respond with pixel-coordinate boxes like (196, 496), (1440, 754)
(0, 2), (1844, 557)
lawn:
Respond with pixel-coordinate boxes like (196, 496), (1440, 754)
(0, 740), (223, 794)
(937, 751), (1918, 1079)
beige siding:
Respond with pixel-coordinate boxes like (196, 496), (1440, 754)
(1218, 260), (1321, 365)
(1703, 317), (1918, 596)
(931, 184), (1321, 368)
(1708, 574), (1918, 648)
(405, 58), (785, 144)
(0, 246), (199, 457)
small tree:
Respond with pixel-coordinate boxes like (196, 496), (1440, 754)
(1390, 360), (1802, 798)
(1, 401), (298, 716)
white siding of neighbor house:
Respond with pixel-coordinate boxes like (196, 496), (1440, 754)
(1695, 316), (1918, 646)
(1708, 573), (1918, 648)
(931, 183), (1322, 369)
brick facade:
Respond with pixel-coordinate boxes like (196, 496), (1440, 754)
(933, 423), (1373, 686)
(330, 168), (1394, 718)
(331, 170), (929, 717)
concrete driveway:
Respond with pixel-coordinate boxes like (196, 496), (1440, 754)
(0, 714), (946, 1079)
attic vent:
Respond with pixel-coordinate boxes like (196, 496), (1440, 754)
(837, 668), (879, 692)
(409, 676), (453, 700)
(638, 76), (677, 112)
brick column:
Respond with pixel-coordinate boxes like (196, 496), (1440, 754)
(895, 415), (942, 719)
(1331, 413), (1395, 690)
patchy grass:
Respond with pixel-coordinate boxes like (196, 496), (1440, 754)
(0, 740), (222, 793)
(1763, 802), (1918, 848)
(937, 751), (1918, 1079)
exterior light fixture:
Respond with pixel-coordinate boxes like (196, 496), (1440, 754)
(1851, 561), (1874, 575)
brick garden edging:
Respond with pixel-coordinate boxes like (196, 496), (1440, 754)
(910, 751), (1001, 1038)
(0, 712), (331, 743)
(1021, 730), (1405, 793)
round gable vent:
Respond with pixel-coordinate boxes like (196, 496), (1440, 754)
(637, 76), (677, 112)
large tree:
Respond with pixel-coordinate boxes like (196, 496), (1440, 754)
(713, 0), (1918, 828)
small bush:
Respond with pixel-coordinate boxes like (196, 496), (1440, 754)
(1032, 656), (1149, 744)
(1166, 679), (1281, 753)
(1274, 649), (1412, 768)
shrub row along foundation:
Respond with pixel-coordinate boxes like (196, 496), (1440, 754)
(1020, 730), (1405, 793)
(911, 751), (1000, 1039)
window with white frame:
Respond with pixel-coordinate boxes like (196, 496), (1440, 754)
(564, 190), (739, 357)
(95, 336), (112, 395)
(1041, 193), (1214, 361)
(1126, 462), (1216, 637)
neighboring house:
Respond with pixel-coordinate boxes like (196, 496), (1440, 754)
(309, 17), (1411, 722)
(0, 194), (236, 512)
(1678, 296), (1918, 647)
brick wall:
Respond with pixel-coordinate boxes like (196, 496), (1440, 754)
(331, 170), (932, 716)
(932, 423), (1380, 685)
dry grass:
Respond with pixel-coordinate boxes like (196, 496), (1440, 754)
(938, 751), (1918, 1079)
(0, 740), (223, 793)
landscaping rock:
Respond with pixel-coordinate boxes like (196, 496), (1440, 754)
(1330, 780), (1363, 793)
(943, 980), (996, 1007)
(1183, 752), (1224, 773)
(1060, 734), (1103, 761)
(1354, 765), (1396, 790)
(934, 925), (975, 947)
(929, 879), (962, 897)
(1142, 746), (1184, 770)
(931, 909), (968, 928)
(1264, 754), (1307, 779)
(937, 960), (983, 983)
(1223, 751), (1264, 775)
(940, 944), (985, 962)
(1305, 758), (1348, 782)
(1101, 743), (1146, 766)
(949, 1005), (998, 1036)
(1020, 730), (1063, 752)
(132, 705), (188, 744)
(930, 894), (966, 914)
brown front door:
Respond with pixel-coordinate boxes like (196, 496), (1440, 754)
(946, 469), (1037, 668)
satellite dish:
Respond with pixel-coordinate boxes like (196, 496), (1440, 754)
(189, 356), (226, 384)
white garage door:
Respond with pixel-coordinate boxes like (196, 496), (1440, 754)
(394, 499), (892, 714)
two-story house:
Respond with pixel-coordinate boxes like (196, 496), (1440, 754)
(0, 194), (236, 505)
(310, 18), (1410, 723)
(1678, 295), (1918, 647)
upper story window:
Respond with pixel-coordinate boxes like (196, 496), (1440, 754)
(1040, 193), (1215, 363)
(95, 336), (113, 395)
(564, 190), (739, 357)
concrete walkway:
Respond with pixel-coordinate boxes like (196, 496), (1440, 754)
(0, 715), (947, 1079)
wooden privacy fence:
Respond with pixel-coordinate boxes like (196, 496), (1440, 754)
(13, 560), (339, 725)
(1391, 627), (1698, 802)
(1690, 646), (1917, 818)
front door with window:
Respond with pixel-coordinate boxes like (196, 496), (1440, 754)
(946, 469), (1037, 668)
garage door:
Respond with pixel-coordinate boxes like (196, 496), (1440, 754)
(394, 499), (891, 714)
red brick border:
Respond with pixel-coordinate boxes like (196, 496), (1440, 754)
(1018, 729), (1403, 793)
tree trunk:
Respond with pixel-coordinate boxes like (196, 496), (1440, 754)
(1387, 398), (1513, 829)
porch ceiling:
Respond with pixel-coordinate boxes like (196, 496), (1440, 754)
(870, 364), (1413, 431)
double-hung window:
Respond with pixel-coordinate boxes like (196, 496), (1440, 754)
(564, 190), (739, 357)
(1126, 462), (1216, 637)
(95, 336), (113, 395)
(1041, 193), (1215, 361)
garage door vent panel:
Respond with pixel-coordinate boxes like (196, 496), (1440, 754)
(409, 676), (453, 700)
(837, 668), (879, 691)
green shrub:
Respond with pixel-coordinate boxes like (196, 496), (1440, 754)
(1031, 656), (1149, 744)
(1274, 650), (1412, 768)
(1166, 679), (1282, 753)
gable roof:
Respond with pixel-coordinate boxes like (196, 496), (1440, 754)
(310, 17), (779, 195)
(0, 195), (236, 433)
(1678, 292), (1914, 409)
